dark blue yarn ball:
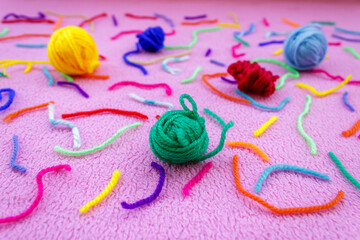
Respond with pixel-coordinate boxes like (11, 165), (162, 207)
(136, 26), (165, 53)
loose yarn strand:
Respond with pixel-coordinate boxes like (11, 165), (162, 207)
(164, 27), (221, 49)
(296, 75), (351, 97)
(341, 120), (360, 137)
(121, 162), (165, 209)
(235, 90), (290, 111)
(297, 95), (317, 155)
(181, 66), (202, 83)
(9, 135), (27, 173)
(232, 154), (344, 214)
(253, 116), (278, 137)
(226, 141), (269, 162)
(54, 122), (141, 156)
(0, 165), (71, 223)
(183, 162), (212, 196)
(80, 170), (121, 213)
(129, 93), (173, 111)
(329, 152), (360, 190)
(127, 50), (191, 65)
(343, 92), (355, 112)
(62, 108), (148, 120)
(0, 88), (15, 111)
(202, 73), (251, 104)
(108, 81), (172, 95)
(48, 103), (81, 149)
(255, 164), (330, 193)
(3, 101), (54, 123)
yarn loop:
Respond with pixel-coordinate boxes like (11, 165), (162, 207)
(137, 26), (165, 52)
(47, 26), (100, 75)
(149, 94), (234, 164)
(283, 24), (327, 70)
(228, 60), (279, 97)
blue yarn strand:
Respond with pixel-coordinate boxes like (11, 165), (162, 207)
(258, 40), (285, 47)
(332, 34), (360, 43)
(210, 59), (226, 67)
(235, 89), (290, 111)
(43, 66), (54, 86)
(10, 136), (27, 173)
(0, 88), (15, 111)
(123, 43), (148, 75)
(265, 31), (290, 39)
(234, 23), (255, 37)
(15, 43), (47, 48)
(335, 27), (360, 36)
(154, 13), (174, 28)
(255, 164), (330, 193)
(343, 92), (355, 112)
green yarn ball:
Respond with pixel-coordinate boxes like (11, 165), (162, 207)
(149, 94), (234, 164)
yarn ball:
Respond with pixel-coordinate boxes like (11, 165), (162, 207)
(149, 94), (233, 164)
(136, 26), (165, 53)
(227, 60), (279, 97)
(283, 24), (327, 70)
(47, 26), (100, 75)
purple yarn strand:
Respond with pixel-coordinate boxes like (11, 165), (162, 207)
(258, 40), (285, 46)
(112, 15), (118, 26)
(221, 76), (237, 84)
(57, 81), (89, 98)
(205, 48), (211, 57)
(332, 34), (360, 43)
(121, 162), (165, 209)
(3, 12), (45, 20)
(184, 14), (207, 20)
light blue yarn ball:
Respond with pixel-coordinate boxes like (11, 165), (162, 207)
(283, 24), (327, 70)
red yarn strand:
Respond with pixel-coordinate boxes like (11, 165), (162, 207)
(78, 13), (108, 27)
(125, 13), (157, 20)
(61, 108), (149, 119)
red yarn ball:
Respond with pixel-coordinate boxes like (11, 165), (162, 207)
(227, 60), (279, 97)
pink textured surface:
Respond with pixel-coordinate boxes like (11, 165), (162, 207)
(0, 0), (360, 239)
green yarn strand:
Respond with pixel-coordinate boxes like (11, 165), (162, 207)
(149, 94), (234, 164)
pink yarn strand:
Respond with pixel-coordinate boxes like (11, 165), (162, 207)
(263, 18), (269, 27)
(183, 162), (212, 196)
(108, 81), (172, 95)
(110, 30), (143, 40)
(0, 165), (71, 223)
(231, 43), (246, 58)
(165, 29), (176, 36)
(311, 69), (360, 84)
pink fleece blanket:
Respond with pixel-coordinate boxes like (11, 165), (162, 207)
(1, 0), (360, 239)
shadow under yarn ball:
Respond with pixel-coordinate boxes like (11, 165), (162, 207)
(283, 24), (327, 71)
(149, 94), (234, 164)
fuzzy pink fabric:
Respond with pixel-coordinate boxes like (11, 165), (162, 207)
(0, 0), (360, 239)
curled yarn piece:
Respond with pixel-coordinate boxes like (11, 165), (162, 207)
(149, 94), (234, 164)
(0, 88), (15, 111)
(136, 26), (165, 52)
(121, 162), (165, 209)
(228, 60), (279, 97)
(0, 164), (71, 223)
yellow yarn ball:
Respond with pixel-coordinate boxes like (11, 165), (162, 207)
(47, 26), (100, 76)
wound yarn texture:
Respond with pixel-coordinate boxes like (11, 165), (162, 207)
(149, 94), (234, 164)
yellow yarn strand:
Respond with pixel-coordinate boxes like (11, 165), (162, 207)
(47, 26), (100, 75)
(44, 10), (95, 31)
(127, 50), (192, 65)
(273, 48), (283, 55)
(254, 116), (278, 137)
(0, 60), (51, 76)
(79, 170), (121, 213)
(218, 23), (241, 28)
(296, 75), (351, 97)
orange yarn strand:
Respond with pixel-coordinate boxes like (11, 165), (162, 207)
(342, 120), (360, 137)
(202, 73), (250, 104)
(282, 18), (300, 27)
(227, 141), (269, 162)
(3, 101), (54, 123)
(0, 34), (51, 41)
(232, 154), (344, 214)
(76, 74), (109, 79)
(52, 16), (64, 31)
(181, 19), (218, 25)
